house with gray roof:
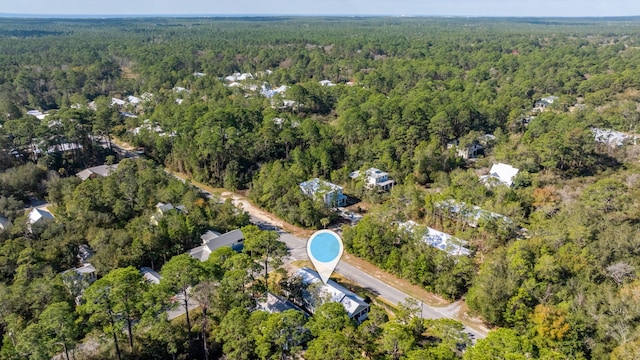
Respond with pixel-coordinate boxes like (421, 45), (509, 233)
(399, 221), (472, 257)
(188, 229), (245, 262)
(76, 163), (119, 181)
(257, 292), (303, 314)
(140, 267), (162, 285)
(294, 267), (369, 323)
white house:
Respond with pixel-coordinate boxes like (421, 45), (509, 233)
(435, 199), (513, 228)
(127, 95), (142, 105)
(294, 267), (369, 323)
(188, 229), (245, 262)
(61, 263), (97, 304)
(592, 128), (639, 147)
(140, 267), (162, 285)
(480, 163), (519, 187)
(111, 97), (126, 107)
(28, 208), (54, 225)
(299, 178), (347, 207)
(76, 163), (119, 181)
(26, 110), (48, 120)
(0, 216), (10, 231)
(319, 80), (336, 87)
(257, 292), (303, 314)
(349, 168), (395, 191)
(447, 140), (484, 160)
(533, 96), (558, 112)
(400, 221), (472, 257)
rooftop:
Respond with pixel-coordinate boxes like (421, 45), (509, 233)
(480, 163), (519, 187)
(400, 221), (472, 257)
(257, 292), (302, 314)
(76, 163), (119, 181)
(299, 178), (343, 194)
(295, 267), (369, 319)
(140, 267), (162, 285)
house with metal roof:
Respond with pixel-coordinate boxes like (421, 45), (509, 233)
(299, 178), (347, 207)
(188, 229), (245, 262)
(400, 221), (472, 257)
(480, 163), (519, 187)
(76, 163), (119, 181)
(294, 267), (369, 323)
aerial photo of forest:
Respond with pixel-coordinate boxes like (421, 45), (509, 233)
(2, 16), (640, 360)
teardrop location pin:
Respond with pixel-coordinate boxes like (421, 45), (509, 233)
(306, 229), (343, 284)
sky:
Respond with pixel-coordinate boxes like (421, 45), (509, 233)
(1, 0), (639, 17)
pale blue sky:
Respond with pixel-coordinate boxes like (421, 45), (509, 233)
(1, 0), (639, 17)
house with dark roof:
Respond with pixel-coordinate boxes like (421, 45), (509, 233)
(294, 267), (369, 323)
(188, 229), (245, 262)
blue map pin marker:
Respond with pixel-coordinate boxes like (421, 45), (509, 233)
(307, 230), (344, 284)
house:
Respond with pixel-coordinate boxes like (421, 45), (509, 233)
(47, 143), (82, 154)
(26, 110), (48, 120)
(76, 163), (119, 181)
(319, 80), (336, 87)
(156, 202), (175, 214)
(435, 199), (513, 228)
(140, 267), (162, 285)
(257, 292), (303, 314)
(294, 267), (369, 323)
(261, 84), (288, 98)
(127, 95), (142, 105)
(224, 72), (253, 82)
(399, 221), (472, 257)
(111, 97), (126, 107)
(77, 244), (95, 264)
(349, 168), (395, 191)
(592, 128), (639, 147)
(447, 140), (484, 160)
(480, 163), (519, 187)
(150, 202), (187, 225)
(299, 178), (347, 207)
(0, 216), (9, 231)
(62, 264), (97, 289)
(61, 263), (97, 304)
(193, 72), (206, 77)
(27, 208), (54, 225)
(173, 86), (190, 93)
(188, 229), (245, 262)
(533, 96), (558, 112)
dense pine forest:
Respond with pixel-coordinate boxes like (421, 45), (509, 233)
(2, 16), (640, 359)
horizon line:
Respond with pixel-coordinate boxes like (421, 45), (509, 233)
(1, 13), (640, 19)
